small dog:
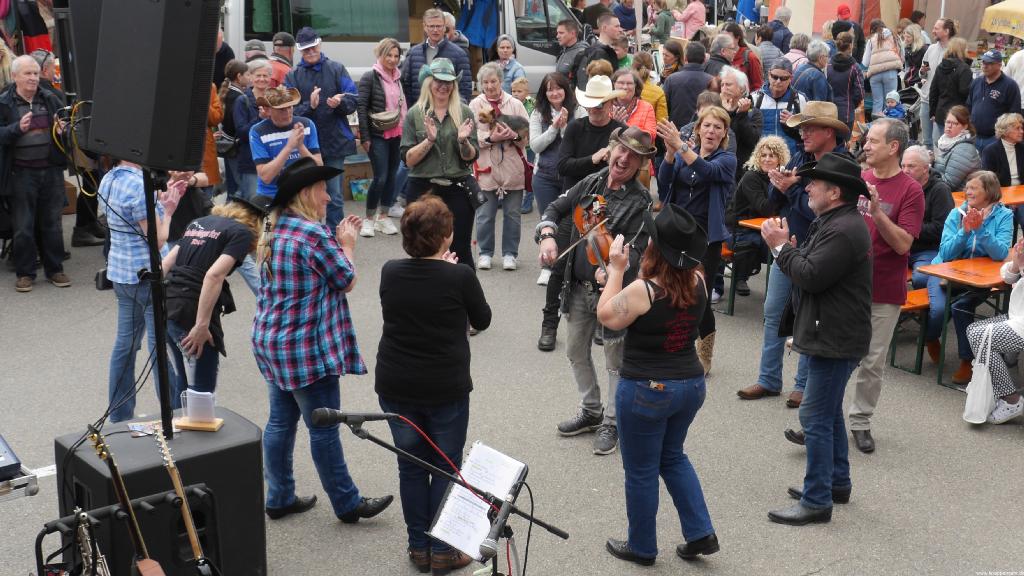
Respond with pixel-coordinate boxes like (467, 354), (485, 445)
(477, 109), (529, 142)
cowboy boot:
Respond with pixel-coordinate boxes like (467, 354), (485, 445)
(697, 332), (716, 375)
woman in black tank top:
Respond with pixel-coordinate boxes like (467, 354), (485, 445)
(595, 205), (720, 565)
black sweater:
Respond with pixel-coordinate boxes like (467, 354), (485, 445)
(727, 169), (775, 226)
(556, 117), (625, 191)
(928, 57), (972, 126)
(375, 259), (491, 405)
(910, 169), (954, 253)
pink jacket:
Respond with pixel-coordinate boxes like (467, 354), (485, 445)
(470, 92), (530, 191)
(674, 1), (706, 40)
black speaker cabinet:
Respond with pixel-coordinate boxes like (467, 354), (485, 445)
(86, 0), (220, 170)
(52, 0), (103, 101)
(54, 408), (267, 576)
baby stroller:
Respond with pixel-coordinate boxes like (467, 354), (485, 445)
(850, 85), (924, 157)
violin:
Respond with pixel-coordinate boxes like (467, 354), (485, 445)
(571, 194), (613, 277)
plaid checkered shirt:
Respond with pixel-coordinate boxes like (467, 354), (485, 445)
(98, 164), (167, 285)
(252, 213), (367, 390)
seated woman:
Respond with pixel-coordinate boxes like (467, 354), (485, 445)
(930, 171), (1014, 385)
(966, 239), (1024, 424)
(727, 135), (788, 296)
(934, 105), (981, 191)
(980, 112), (1024, 226)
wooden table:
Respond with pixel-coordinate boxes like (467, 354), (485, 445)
(952, 184), (1024, 207)
(916, 257), (1009, 387)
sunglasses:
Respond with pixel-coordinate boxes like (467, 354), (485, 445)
(769, 74), (792, 82)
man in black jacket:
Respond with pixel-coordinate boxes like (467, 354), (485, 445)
(3, 55), (70, 292)
(903, 145), (954, 363)
(573, 13), (621, 89)
(537, 127), (654, 457)
(761, 153), (872, 526)
(664, 42), (714, 128)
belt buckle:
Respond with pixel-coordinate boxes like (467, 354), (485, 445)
(430, 177), (452, 187)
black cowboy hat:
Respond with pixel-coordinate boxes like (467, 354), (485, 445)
(269, 157), (342, 209)
(794, 152), (868, 201)
(234, 193), (273, 216)
(643, 204), (708, 270)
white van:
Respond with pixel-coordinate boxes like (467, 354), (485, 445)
(221, 0), (579, 90)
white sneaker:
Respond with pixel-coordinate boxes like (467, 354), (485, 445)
(503, 255), (517, 270)
(387, 204), (405, 218)
(987, 397), (1024, 424)
(478, 255), (492, 270)
(374, 215), (399, 235)
(710, 289), (722, 304)
(537, 268), (552, 285)
(359, 219), (375, 238)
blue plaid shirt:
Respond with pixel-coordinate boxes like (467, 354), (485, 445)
(98, 165), (167, 285)
(251, 213), (367, 390)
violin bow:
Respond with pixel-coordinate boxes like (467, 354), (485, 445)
(553, 217), (609, 264)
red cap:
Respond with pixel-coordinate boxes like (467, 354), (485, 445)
(837, 3), (851, 18)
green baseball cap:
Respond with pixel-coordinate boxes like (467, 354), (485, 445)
(418, 58), (462, 84)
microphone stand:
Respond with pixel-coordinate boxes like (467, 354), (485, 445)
(342, 422), (569, 573)
(141, 168), (174, 439)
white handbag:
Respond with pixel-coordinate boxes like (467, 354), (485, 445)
(963, 324), (997, 424)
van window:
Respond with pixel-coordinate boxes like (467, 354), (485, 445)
(515, 0), (574, 56)
(246, 0), (409, 42)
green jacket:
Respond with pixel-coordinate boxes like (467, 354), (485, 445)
(400, 103), (479, 180)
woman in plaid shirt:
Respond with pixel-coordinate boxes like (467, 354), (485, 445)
(252, 157), (394, 523)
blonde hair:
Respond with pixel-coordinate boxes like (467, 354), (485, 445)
(744, 136), (790, 171)
(415, 76), (464, 127)
(510, 76), (529, 90)
(256, 185), (326, 278)
(211, 201), (264, 253)
(903, 24), (925, 52)
(374, 38), (401, 60)
(697, 106), (731, 151)
(944, 37), (968, 61)
(996, 113), (1024, 139)
(821, 19), (835, 41)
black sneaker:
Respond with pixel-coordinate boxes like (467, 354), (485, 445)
(593, 424), (618, 455)
(557, 409), (603, 436)
(736, 280), (751, 296)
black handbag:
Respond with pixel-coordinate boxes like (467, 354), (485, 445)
(463, 175), (487, 211)
(215, 131), (238, 158)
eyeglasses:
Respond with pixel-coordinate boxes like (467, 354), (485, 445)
(769, 74), (791, 82)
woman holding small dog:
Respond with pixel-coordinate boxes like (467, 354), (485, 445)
(469, 61), (530, 271)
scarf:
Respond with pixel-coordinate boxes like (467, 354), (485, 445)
(937, 131), (970, 154)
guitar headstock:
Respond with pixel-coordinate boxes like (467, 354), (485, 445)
(89, 427), (110, 462)
(152, 426), (175, 470)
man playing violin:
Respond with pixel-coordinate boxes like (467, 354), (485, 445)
(536, 126), (656, 456)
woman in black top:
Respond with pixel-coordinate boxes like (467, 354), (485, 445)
(375, 195), (491, 574)
(162, 196), (268, 394)
(596, 205), (718, 566)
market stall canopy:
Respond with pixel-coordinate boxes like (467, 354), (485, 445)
(984, 0), (1024, 40)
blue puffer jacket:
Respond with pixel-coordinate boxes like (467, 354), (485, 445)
(935, 202), (1014, 263)
(285, 55), (358, 159)
(401, 39), (473, 104)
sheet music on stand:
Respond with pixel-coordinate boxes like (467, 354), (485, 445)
(428, 441), (527, 561)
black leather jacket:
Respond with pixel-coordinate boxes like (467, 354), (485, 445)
(536, 168), (652, 316)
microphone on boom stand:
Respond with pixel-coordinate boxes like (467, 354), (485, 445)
(479, 496), (515, 560)
(310, 409), (398, 426)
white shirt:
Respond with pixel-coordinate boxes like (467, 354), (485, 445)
(1005, 140), (1020, 185)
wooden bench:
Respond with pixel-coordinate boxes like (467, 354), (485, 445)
(889, 287), (930, 375)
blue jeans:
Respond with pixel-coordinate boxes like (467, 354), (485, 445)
(475, 188), (523, 258)
(909, 250), (942, 342)
(953, 289), (990, 360)
(224, 155), (240, 198)
(236, 254), (260, 295)
(263, 375), (362, 517)
(617, 376), (714, 558)
(379, 397), (469, 552)
(10, 166), (65, 278)
(109, 281), (179, 422)
(869, 70), (898, 117)
(976, 135), (997, 153)
(532, 170), (561, 217)
(238, 171), (258, 201)
(757, 262), (809, 392)
(166, 318), (219, 394)
(367, 136), (400, 214)
(324, 156), (346, 230)
(798, 356), (859, 509)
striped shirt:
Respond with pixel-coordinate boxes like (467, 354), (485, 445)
(249, 116), (320, 198)
(98, 165), (167, 285)
(251, 213), (366, 390)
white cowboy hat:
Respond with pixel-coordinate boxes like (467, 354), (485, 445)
(575, 75), (625, 108)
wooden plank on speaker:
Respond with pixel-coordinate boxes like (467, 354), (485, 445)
(173, 417), (224, 432)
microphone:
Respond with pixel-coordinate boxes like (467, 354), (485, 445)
(479, 497), (514, 560)
(310, 408), (397, 426)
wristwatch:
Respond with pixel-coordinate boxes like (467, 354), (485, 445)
(679, 142), (690, 153)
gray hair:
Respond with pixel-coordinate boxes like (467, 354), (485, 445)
(11, 55), (38, 76)
(247, 58), (272, 75)
(903, 144), (931, 166)
(710, 33), (734, 56)
(719, 65), (749, 96)
(477, 61), (504, 86)
(806, 40), (830, 63)
(776, 6), (792, 22)
(874, 118), (910, 156)
(769, 58), (793, 73)
(443, 11), (456, 27)
(790, 33), (810, 52)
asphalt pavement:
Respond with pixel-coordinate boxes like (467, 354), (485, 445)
(1, 206), (1022, 576)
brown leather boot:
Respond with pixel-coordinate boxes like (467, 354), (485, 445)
(431, 549), (472, 575)
(926, 339), (941, 364)
(408, 548), (430, 574)
(952, 359), (973, 385)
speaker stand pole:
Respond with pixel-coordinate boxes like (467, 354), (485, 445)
(141, 168), (174, 439)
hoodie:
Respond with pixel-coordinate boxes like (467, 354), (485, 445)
(928, 57), (972, 130)
(827, 52), (864, 127)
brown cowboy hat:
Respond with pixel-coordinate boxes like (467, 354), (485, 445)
(256, 86), (301, 109)
(610, 126), (657, 157)
(785, 101), (851, 135)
